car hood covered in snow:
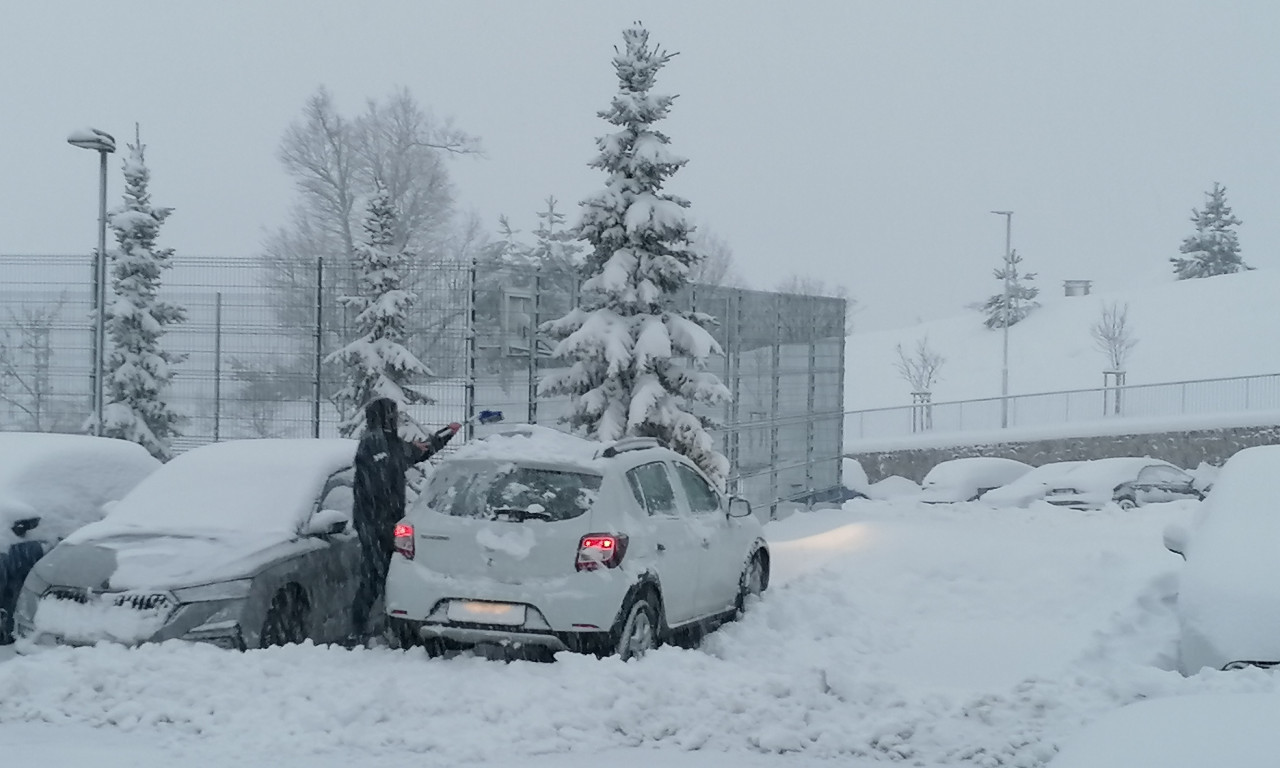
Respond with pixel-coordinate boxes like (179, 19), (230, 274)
(30, 530), (315, 592)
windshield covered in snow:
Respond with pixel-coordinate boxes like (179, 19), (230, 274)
(421, 460), (602, 522)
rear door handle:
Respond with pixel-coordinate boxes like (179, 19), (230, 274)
(700, 539), (710, 549)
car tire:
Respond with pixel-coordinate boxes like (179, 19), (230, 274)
(384, 617), (420, 650)
(736, 551), (768, 615)
(1117, 497), (1138, 510)
(260, 586), (309, 647)
(613, 592), (660, 661)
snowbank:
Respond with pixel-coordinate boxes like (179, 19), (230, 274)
(5, 498), (1260, 767)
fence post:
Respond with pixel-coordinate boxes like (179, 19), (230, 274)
(770, 294), (782, 519)
(313, 257), (323, 439)
(465, 255), (477, 441)
(213, 291), (222, 441)
(528, 270), (542, 424)
(728, 293), (742, 496)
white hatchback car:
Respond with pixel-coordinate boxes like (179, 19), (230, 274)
(383, 426), (769, 659)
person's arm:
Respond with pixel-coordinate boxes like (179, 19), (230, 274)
(408, 423), (461, 463)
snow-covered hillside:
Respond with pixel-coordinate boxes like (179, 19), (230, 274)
(846, 270), (1280, 412)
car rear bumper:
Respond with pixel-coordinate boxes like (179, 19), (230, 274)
(384, 556), (630, 634)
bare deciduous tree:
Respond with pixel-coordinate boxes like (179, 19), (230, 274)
(775, 274), (857, 335)
(0, 297), (67, 431)
(1091, 301), (1138, 371)
(689, 228), (744, 287)
(894, 336), (945, 393)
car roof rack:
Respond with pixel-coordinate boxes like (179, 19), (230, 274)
(597, 436), (664, 458)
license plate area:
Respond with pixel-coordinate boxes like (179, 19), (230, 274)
(446, 600), (526, 626)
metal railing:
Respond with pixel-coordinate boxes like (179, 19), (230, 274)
(844, 372), (1280, 445)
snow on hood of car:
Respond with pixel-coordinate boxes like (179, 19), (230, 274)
(35, 531), (313, 591)
(450, 425), (605, 471)
(979, 461), (1085, 506)
(1178, 445), (1280, 668)
(0, 433), (160, 545)
(66, 439), (356, 545)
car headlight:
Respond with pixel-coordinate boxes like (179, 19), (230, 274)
(173, 579), (253, 603)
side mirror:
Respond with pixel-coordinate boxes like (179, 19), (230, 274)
(11, 516), (40, 538)
(306, 508), (349, 537)
(727, 497), (752, 519)
(1163, 522), (1189, 559)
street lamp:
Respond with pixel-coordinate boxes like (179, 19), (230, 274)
(991, 210), (1013, 428)
(68, 127), (116, 436)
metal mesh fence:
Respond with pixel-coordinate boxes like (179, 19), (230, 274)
(0, 254), (846, 512)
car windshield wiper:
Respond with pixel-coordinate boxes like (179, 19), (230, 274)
(489, 506), (553, 522)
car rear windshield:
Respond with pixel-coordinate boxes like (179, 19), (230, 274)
(422, 461), (602, 522)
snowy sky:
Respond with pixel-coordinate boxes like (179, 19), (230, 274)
(3, 0), (1278, 330)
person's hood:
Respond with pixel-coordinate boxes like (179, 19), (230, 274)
(365, 398), (398, 434)
(30, 530), (316, 592)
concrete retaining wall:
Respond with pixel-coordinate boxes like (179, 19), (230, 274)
(850, 423), (1280, 483)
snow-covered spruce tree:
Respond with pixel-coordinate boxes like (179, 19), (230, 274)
(1172, 183), (1250, 280)
(981, 249), (1040, 329)
(529, 196), (585, 273)
(100, 137), (187, 459)
(540, 23), (731, 486)
(327, 181), (434, 437)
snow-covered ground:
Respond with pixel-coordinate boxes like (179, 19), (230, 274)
(846, 269), (1280, 412)
(3, 497), (1276, 767)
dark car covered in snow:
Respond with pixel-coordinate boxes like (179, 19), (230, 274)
(16, 439), (361, 650)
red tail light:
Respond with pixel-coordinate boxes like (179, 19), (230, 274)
(576, 533), (629, 571)
(393, 523), (415, 560)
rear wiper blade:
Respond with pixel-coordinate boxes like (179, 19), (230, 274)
(489, 506), (552, 522)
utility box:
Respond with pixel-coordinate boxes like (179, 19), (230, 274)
(1063, 279), (1093, 297)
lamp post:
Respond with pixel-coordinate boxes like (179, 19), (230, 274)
(991, 210), (1013, 428)
(67, 127), (116, 436)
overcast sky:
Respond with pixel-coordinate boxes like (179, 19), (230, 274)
(3, 1), (1277, 331)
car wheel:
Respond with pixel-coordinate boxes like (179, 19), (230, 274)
(1117, 497), (1138, 510)
(384, 617), (419, 650)
(736, 551), (768, 614)
(261, 586), (309, 647)
(613, 593), (660, 661)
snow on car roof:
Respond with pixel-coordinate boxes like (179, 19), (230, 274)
(0, 433), (160, 545)
(450, 425), (605, 472)
(922, 457), (1031, 485)
(68, 438), (356, 543)
(1060, 457), (1176, 489)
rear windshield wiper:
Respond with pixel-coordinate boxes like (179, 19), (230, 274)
(489, 506), (553, 522)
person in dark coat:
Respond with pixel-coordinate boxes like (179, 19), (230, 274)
(350, 397), (458, 641)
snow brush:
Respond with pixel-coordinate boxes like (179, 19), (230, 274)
(405, 409), (504, 440)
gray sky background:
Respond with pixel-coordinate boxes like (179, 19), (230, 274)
(3, 1), (1277, 331)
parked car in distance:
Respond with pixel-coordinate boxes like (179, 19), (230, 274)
(1042, 457), (1200, 510)
(0, 433), (160, 644)
(384, 425), (769, 660)
(919, 457), (1033, 503)
(1164, 445), (1280, 675)
(979, 461), (1085, 508)
(16, 438), (359, 650)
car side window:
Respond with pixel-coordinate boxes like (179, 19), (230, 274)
(1138, 465), (1186, 485)
(626, 462), (679, 517)
(675, 464), (720, 516)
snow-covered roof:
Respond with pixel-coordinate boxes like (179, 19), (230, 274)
(1060, 457), (1176, 490)
(0, 433), (160, 546)
(449, 425), (605, 472)
(68, 438), (356, 543)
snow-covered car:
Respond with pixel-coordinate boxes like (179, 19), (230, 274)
(15, 438), (360, 650)
(919, 457), (1033, 503)
(0, 433), (159, 644)
(1164, 445), (1280, 674)
(1041, 457), (1200, 510)
(383, 426), (769, 659)
(978, 461), (1085, 508)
